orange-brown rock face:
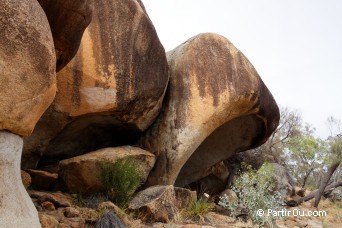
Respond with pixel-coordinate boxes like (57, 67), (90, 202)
(37, 0), (94, 71)
(23, 0), (168, 167)
(55, 0), (168, 126)
(0, 0), (56, 136)
(140, 33), (280, 187)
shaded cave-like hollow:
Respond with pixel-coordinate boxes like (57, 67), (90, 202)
(37, 115), (142, 167)
(175, 115), (265, 187)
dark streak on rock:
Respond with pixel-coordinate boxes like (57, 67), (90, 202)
(71, 52), (83, 108)
(89, 0), (168, 121)
(37, 0), (94, 71)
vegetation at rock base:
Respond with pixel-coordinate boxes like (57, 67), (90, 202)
(219, 163), (285, 225)
(97, 157), (142, 208)
(182, 197), (213, 220)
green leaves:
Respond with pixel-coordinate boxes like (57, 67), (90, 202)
(97, 157), (142, 207)
(219, 163), (285, 225)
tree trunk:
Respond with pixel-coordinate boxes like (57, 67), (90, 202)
(301, 167), (313, 189)
(288, 181), (342, 206)
(313, 162), (340, 207)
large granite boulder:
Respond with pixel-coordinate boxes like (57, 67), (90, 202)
(0, 1), (56, 227)
(0, 0), (56, 136)
(37, 0), (94, 71)
(59, 146), (156, 193)
(23, 0), (168, 168)
(140, 33), (279, 187)
(55, 0), (168, 124)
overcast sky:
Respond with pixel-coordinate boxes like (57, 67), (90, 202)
(141, 0), (342, 138)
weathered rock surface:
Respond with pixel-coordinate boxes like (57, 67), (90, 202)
(0, 0), (56, 136)
(128, 185), (179, 223)
(268, 163), (295, 197)
(95, 211), (126, 228)
(29, 190), (73, 208)
(23, 0), (168, 167)
(0, 131), (40, 227)
(140, 33), (280, 187)
(59, 146), (156, 193)
(39, 213), (59, 228)
(128, 185), (196, 223)
(21, 170), (32, 189)
(174, 187), (197, 209)
(37, 0), (94, 71)
(26, 169), (58, 190)
(54, 0), (168, 127)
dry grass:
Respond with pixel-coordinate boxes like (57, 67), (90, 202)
(178, 198), (214, 223)
(318, 199), (342, 226)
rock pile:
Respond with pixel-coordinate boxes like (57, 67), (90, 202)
(0, 0), (279, 227)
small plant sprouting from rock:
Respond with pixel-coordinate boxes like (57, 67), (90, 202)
(219, 163), (285, 225)
(98, 157), (142, 207)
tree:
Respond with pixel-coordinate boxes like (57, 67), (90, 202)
(261, 106), (302, 164)
(286, 125), (326, 188)
(292, 117), (342, 207)
(313, 119), (342, 207)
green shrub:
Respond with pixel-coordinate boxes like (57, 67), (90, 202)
(219, 163), (285, 225)
(97, 157), (142, 207)
(183, 197), (213, 219)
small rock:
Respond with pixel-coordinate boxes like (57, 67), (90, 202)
(98, 201), (121, 213)
(214, 205), (231, 216)
(95, 211), (125, 228)
(39, 213), (59, 228)
(29, 190), (72, 208)
(174, 187), (197, 209)
(128, 185), (178, 223)
(64, 207), (80, 218)
(21, 170), (31, 189)
(33, 199), (43, 211)
(77, 207), (98, 223)
(58, 146), (156, 193)
(41, 201), (56, 211)
(26, 169), (58, 190)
